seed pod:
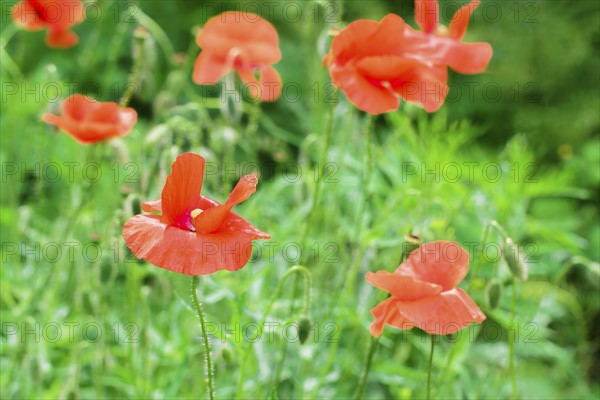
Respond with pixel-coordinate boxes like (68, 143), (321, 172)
(485, 279), (503, 309)
(503, 238), (528, 281)
(297, 316), (312, 345)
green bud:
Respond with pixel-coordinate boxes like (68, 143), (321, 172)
(503, 238), (528, 281)
(221, 346), (235, 365)
(484, 279), (503, 309)
(298, 316), (312, 345)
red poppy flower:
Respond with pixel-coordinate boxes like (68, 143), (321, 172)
(365, 241), (485, 336)
(12, 0), (84, 48)
(413, 0), (493, 74)
(193, 11), (282, 102)
(42, 94), (137, 144)
(325, 0), (492, 114)
(122, 153), (270, 276)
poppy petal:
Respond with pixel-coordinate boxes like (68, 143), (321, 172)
(123, 214), (262, 275)
(394, 65), (448, 113)
(193, 175), (258, 234)
(161, 153), (205, 229)
(439, 41), (492, 74)
(415, 0), (439, 34)
(449, 0), (480, 40)
(12, 0), (44, 30)
(370, 297), (416, 337)
(365, 271), (442, 300)
(395, 288), (486, 334)
(46, 29), (79, 48)
(192, 51), (231, 85)
(397, 241), (469, 290)
(198, 12), (281, 65)
(330, 63), (399, 114)
(141, 199), (162, 213)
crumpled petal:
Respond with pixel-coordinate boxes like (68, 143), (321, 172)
(396, 241), (470, 290)
(395, 288), (486, 334)
(193, 175), (258, 234)
(370, 297), (416, 337)
(122, 214), (268, 276)
(42, 95), (137, 144)
(365, 271), (442, 300)
(415, 0), (439, 34)
(160, 153), (205, 229)
(449, 0), (481, 40)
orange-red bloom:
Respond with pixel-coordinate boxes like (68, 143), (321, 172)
(325, 0), (492, 114)
(366, 241), (485, 336)
(122, 153), (270, 276)
(12, 0), (84, 48)
(413, 0), (493, 74)
(42, 95), (137, 144)
(193, 11), (282, 102)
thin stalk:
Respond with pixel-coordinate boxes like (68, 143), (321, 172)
(236, 266), (311, 399)
(136, 10), (176, 67)
(310, 114), (375, 397)
(191, 276), (215, 400)
(299, 96), (337, 262)
(120, 33), (146, 107)
(427, 335), (436, 400)
(509, 277), (517, 399)
(353, 336), (379, 399)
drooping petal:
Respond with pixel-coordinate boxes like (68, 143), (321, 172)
(395, 288), (486, 334)
(141, 199), (162, 213)
(365, 271), (442, 300)
(437, 40), (492, 74)
(415, 0), (439, 34)
(237, 65), (282, 102)
(370, 297), (416, 337)
(397, 241), (470, 290)
(123, 214), (267, 275)
(12, 0), (45, 30)
(46, 29), (79, 48)
(449, 0), (480, 40)
(193, 175), (258, 234)
(393, 64), (449, 113)
(160, 153), (205, 229)
(197, 11), (281, 65)
(330, 63), (399, 114)
(192, 51), (231, 85)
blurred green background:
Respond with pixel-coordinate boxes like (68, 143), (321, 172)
(1, 0), (599, 399)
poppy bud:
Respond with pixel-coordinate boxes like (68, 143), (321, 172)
(503, 238), (528, 281)
(484, 279), (503, 309)
(221, 346), (235, 365)
(297, 316), (312, 345)
(402, 233), (422, 258)
(124, 193), (141, 216)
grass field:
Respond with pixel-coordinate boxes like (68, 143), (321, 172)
(1, 0), (599, 399)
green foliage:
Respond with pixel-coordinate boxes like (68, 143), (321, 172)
(1, 1), (598, 399)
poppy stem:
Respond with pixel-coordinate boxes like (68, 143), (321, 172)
(191, 276), (216, 400)
(509, 277), (517, 399)
(136, 10), (176, 67)
(353, 336), (379, 399)
(120, 31), (146, 108)
(236, 266), (311, 399)
(311, 114), (375, 397)
(467, 220), (509, 291)
(299, 95), (337, 262)
(427, 335), (436, 400)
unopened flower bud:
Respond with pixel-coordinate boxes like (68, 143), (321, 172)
(484, 279), (503, 309)
(503, 238), (528, 281)
(297, 316), (312, 345)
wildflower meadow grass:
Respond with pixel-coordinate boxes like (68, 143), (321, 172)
(1, 1), (599, 399)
